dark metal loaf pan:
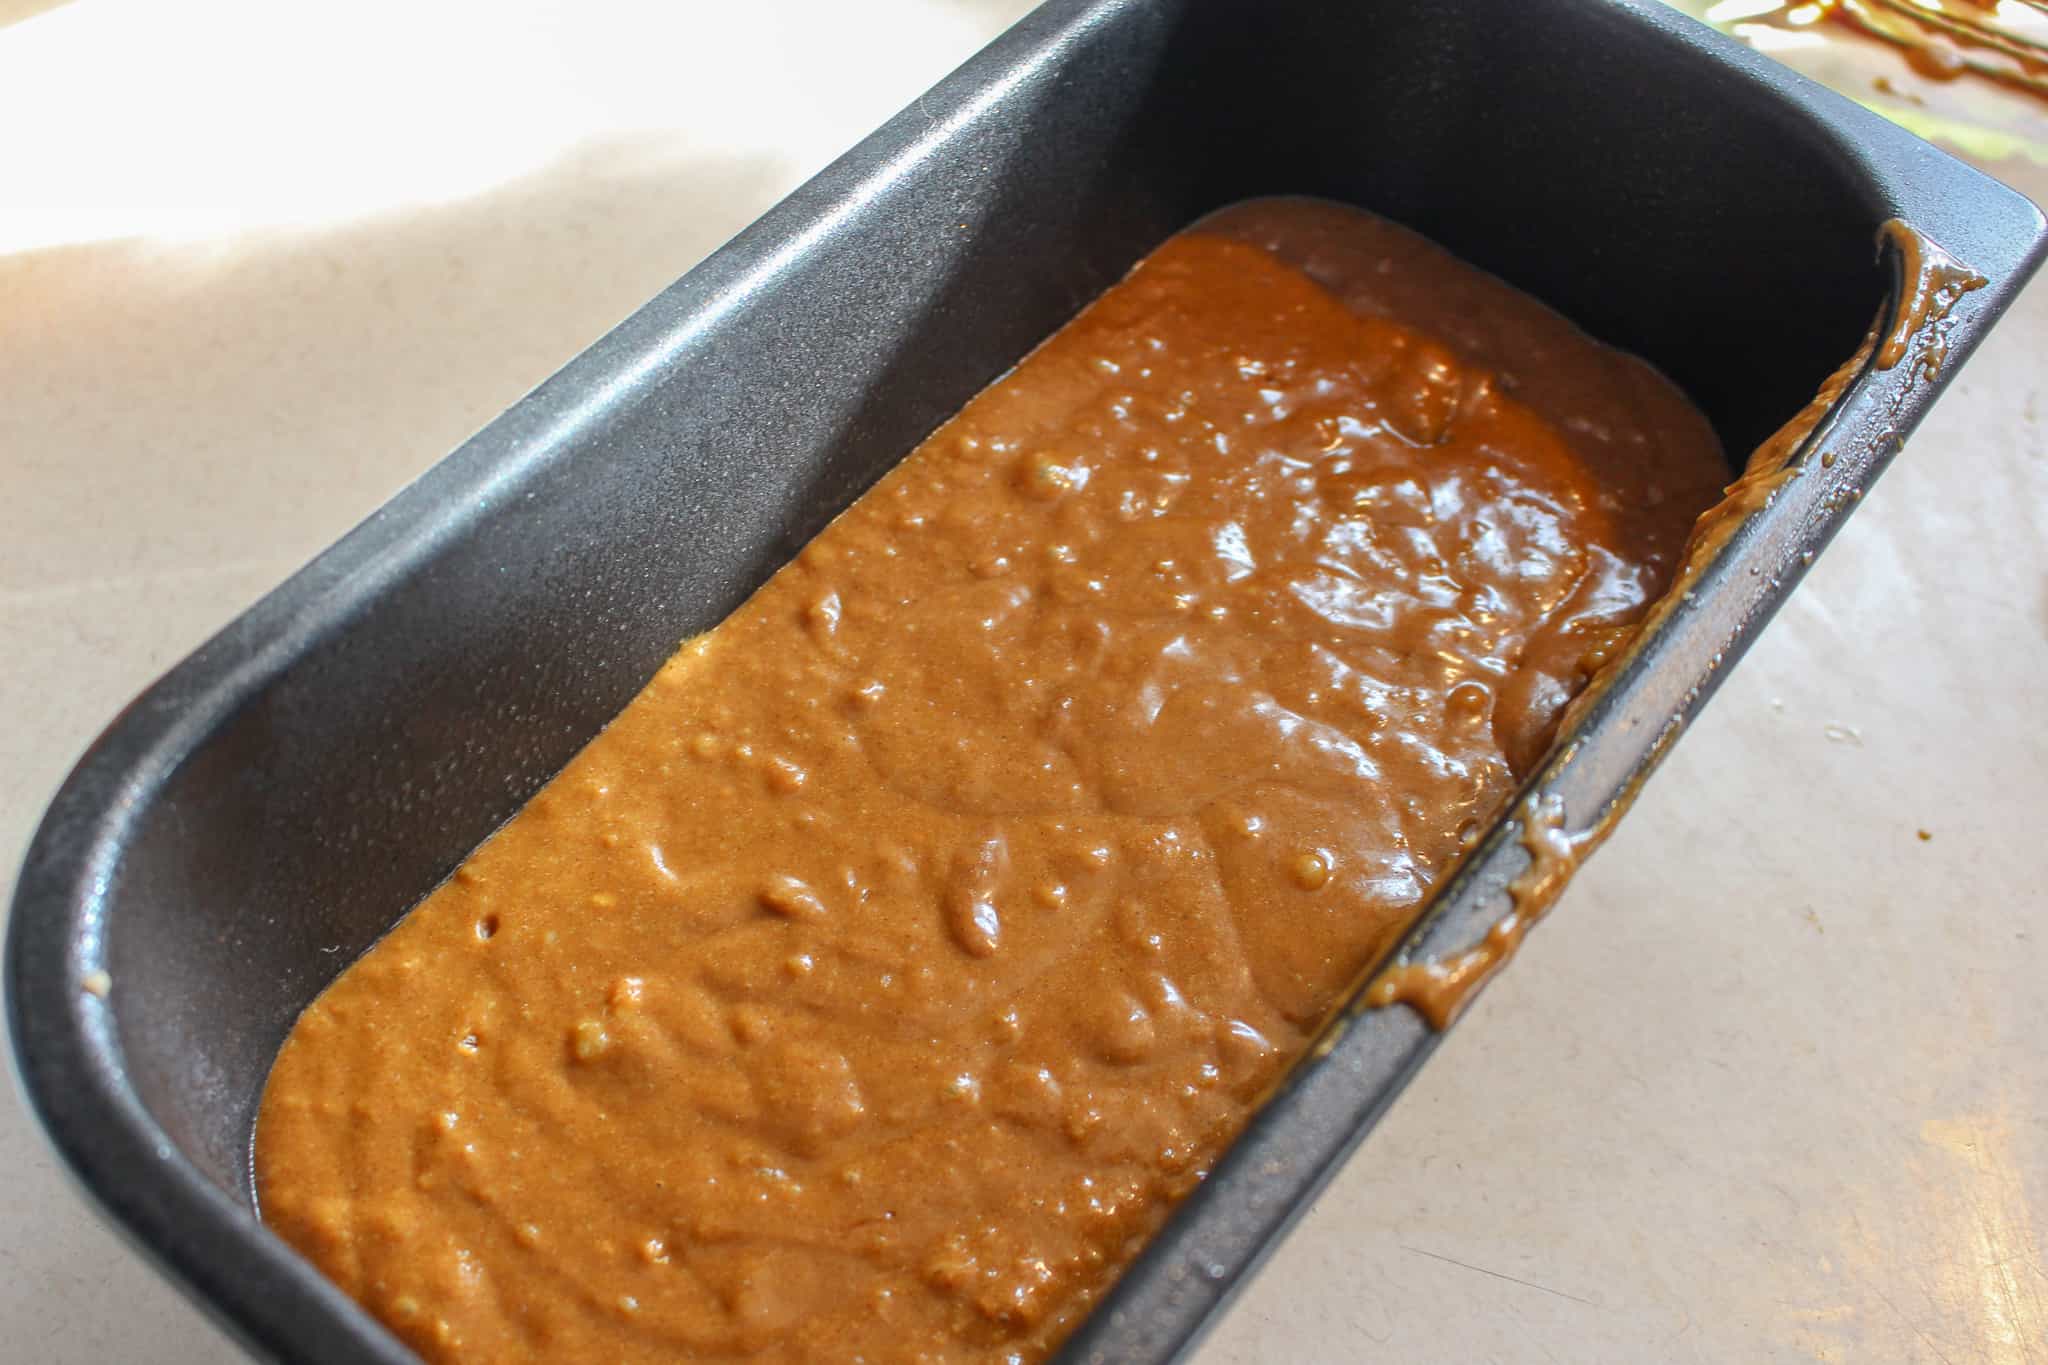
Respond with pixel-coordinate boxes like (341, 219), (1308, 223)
(8, 1), (2044, 1362)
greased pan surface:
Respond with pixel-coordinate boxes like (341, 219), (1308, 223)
(8, 2), (2045, 1363)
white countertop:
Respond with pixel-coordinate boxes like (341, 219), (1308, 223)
(3, 2), (2042, 1360)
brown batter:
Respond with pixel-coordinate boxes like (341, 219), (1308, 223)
(256, 199), (1724, 1363)
(1811, 0), (2048, 103)
(1365, 214), (1986, 1031)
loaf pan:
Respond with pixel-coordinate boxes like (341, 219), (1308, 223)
(9, 1), (2044, 1361)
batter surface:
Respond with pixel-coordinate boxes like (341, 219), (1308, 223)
(256, 199), (1724, 1363)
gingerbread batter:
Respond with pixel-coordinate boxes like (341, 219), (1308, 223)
(256, 199), (1725, 1363)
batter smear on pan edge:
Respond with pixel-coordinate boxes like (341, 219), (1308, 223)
(257, 199), (1726, 1363)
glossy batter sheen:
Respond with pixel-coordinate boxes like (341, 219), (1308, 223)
(256, 199), (1725, 1363)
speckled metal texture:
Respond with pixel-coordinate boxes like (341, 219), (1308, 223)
(7, 1), (2044, 1362)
